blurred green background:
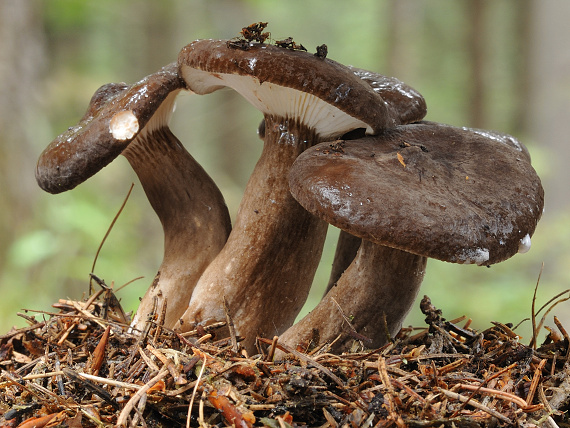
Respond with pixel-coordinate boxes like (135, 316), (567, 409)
(1, 0), (568, 344)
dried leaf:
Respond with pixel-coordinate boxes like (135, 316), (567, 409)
(89, 325), (110, 375)
(208, 389), (254, 428)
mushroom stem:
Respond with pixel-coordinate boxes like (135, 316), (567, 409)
(280, 240), (427, 353)
(125, 129), (231, 329)
(123, 92), (231, 330)
(326, 230), (361, 294)
(177, 115), (328, 351)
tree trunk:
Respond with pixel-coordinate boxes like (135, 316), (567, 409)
(0, 0), (46, 272)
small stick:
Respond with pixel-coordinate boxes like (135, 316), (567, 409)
(16, 312), (38, 325)
(54, 357), (65, 396)
(378, 356), (405, 427)
(196, 333), (213, 344)
(530, 263), (543, 349)
(76, 372), (142, 391)
(554, 316), (570, 343)
(131, 393), (148, 428)
(90, 183), (134, 294)
(0, 322), (46, 341)
(116, 366), (169, 428)
(63, 368), (119, 409)
(390, 377), (425, 404)
(187, 355), (207, 428)
(138, 346), (160, 372)
(179, 321), (227, 337)
(257, 337), (344, 387)
(456, 383), (534, 409)
(57, 321), (78, 346)
(553, 316), (570, 361)
(265, 336), (279, 362)
(153, 298), (168, 342)
(526, 358), (547, 407)
(223, 297), (239, 353)
(70, 300), (107, 329)
(438, 388), (512, 424)
(81, 288), (107, 312)
(114, 276), (145, 293)
(147, 344), (186, 385)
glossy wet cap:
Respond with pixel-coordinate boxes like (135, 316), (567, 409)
(36, 63), (183, 194)
(178, 39), (392, 138)
(348, 66), (427, 125)
(289, 121), (544, 266)
(256, 66), (428, 140)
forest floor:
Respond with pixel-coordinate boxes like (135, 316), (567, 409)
(0, 285), (568, 427)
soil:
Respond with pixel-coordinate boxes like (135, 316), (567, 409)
(0, 289), (568, 427)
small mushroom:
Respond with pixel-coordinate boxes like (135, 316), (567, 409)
(176, 39), (390, 350)
(36, 63), (231, 329)
(279, 121), (544, 352)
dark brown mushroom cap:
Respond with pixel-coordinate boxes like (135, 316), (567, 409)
(348, 66), (427, 125)
(256, 66), (427, 140)
(288, 121), (544, 266)
(178, 39), (392, 138)
(36, 63), (184, 194)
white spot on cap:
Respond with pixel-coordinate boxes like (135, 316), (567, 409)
(458, 247), (490, 265)
(110, 110), (139, 140)
(518, 234), (531, 253)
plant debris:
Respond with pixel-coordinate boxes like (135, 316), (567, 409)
(0, 292), (569, 427)
(227, 22), (311, 53)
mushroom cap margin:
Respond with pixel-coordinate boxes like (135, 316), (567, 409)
(178, 39), (394, 138)
(288, 121), (544, 265)
(36, 62), (184, 194)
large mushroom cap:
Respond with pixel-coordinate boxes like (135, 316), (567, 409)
(178, 39), (392, 138)
(289, 121), (544, 266)
(36, 63), (183, 194)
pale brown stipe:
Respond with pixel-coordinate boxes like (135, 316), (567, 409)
(280, 121), (544, 352)
(35, 63), (231, 330)
(176, 39), (390, 351)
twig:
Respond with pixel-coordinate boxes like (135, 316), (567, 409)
(265, 336), (279, 362)
(223, 296), (239, 353)
(153, 298), (168, 342)
(114, 276), (145, 293)
(535, 294), (570, 347)
(257, 337), (344, 387)
(54, 357), (65, 396)
(378, 356), (405, 427)
(147, 344), (186, 385)
(331, 297), (372, 344)
(0, 322), (46, 341)
(138, 346), (160, 372)
(530, 263), (543, 349)
(178, 321), (227, 337)
(526, 358), (546, 407)
(456, 383), (542, 411)
(116, 366), (169, 428)
(438, 388), (512, 424)
(90, 183), (134, 294)
(187, 354), (207, 428)
(63, 368), (119, 409)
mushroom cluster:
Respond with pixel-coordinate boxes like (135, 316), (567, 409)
(36, 24), (544, 354)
